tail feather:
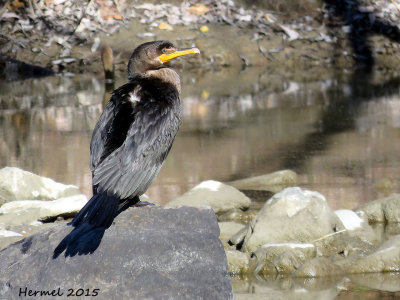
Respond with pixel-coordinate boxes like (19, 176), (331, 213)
(53, 193), (120, 258)
(70, 194), (114, 227)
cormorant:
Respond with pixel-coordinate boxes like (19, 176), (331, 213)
(53, 40), (200, 258)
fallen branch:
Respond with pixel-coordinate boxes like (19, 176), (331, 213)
(312, 229), (347, 243)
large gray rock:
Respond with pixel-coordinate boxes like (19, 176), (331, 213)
(165, 180), (251, 214)
(0, 206), (233, 300)
(0, 167), (80, 206)
(242, 187), (343, 253)
(355, 194), (400, 223)
(228, 170), (297, 193)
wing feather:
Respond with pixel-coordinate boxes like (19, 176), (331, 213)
(92, 82), (181, 199)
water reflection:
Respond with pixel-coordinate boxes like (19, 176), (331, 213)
(0, 67), (399, 209)
(233, 272), (400, 299)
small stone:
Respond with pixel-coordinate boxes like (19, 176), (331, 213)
(227, 170), (297, 193)
(165, 180), (251, 214)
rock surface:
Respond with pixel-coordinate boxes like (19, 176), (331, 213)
(219, 221), (246, 247)
(241, 187), (343, 253)
(251, 243), (316, 275)
(0, 206), (233, 299)
(355, 194), (400, 223)
(0, 224), (57, 251)
(228, 170), (297, 193)
(294, 256), (345, 278)
(165, 180), (251, 214)
(0, 194), (88, 225)
(0, 167), (80, 206)
(347, 234), (400, 273)
(334, 209), (364, 230)
(226, 250), (250, 275)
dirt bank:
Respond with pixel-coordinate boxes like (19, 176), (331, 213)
(1, 0), (400, 77)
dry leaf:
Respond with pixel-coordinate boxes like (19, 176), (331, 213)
(200, 25), (209, 33)
(279, 25), (299, 41)
(53, 0), (67, 5)
(99, 7), (123, 20)
(201, 90), (210, 99)
(188, 4), (210, 16)
(8, 0), (25, 10)
(159, 22), (173, 31)
(263, 13), (276, 23)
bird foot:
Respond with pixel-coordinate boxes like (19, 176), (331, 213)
(134, 200), (156, 207)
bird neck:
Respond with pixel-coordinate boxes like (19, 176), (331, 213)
(145, 67), (181, 94)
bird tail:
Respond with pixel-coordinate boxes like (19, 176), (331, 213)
(53, 193), (120, 258)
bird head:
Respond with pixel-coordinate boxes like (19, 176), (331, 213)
(127, 40), (200, 80)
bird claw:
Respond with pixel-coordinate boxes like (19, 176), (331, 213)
(134, 200), (156, 207)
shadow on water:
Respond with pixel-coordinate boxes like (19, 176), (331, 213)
(0, 56), (55, 81)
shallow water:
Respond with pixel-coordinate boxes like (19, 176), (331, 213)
(1, 66), (400, 298)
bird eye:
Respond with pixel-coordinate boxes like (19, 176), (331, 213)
(162, 48), (168, 53)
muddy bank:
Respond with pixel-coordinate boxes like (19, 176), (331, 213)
(1, 0), (400, 78)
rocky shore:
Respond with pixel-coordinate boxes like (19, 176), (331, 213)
(1, 166), (400, 298)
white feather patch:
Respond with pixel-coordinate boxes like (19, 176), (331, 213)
(128, 92), (140, 104)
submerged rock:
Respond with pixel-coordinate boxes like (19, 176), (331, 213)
(355, 194), (400, 223)
(165, 180), (251, 214)
(347, 235), (400, 273)
(241, 187), (343, 253)
(294, 256), (345, 278)
(226, 250), (250, 275)
(0, 167), (80, 206)
(349, 272), (400, 292)
(251, 243), (316, 275)
(0, 206), (233, 299)
(227, 170), (297, 193)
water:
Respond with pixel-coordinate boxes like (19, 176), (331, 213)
(1, 67), (399, 207)
(1, 66), (400, 298)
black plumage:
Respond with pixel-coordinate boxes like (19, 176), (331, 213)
(54, 40), (199, 258)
